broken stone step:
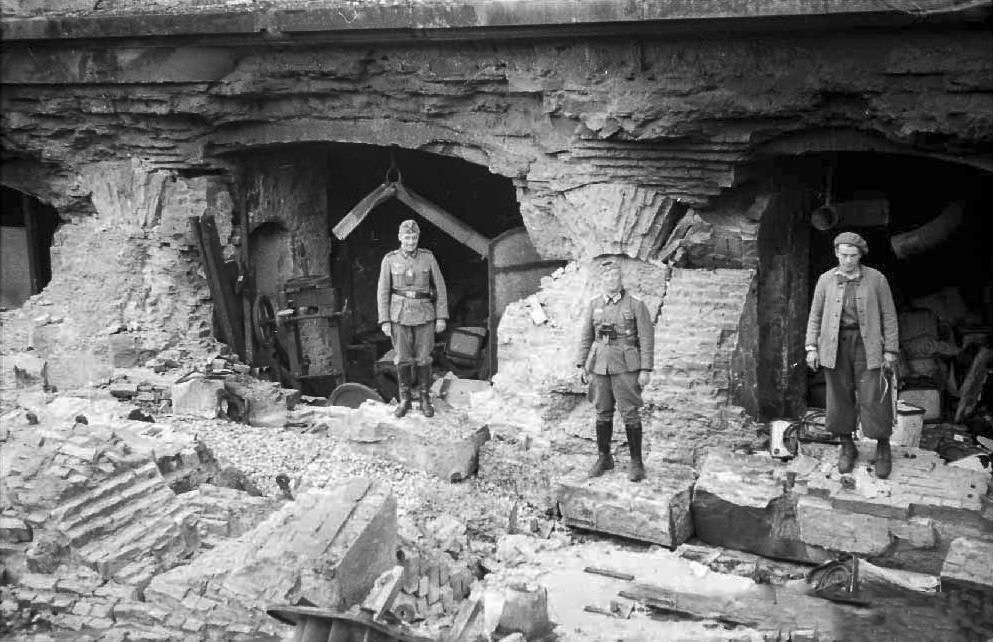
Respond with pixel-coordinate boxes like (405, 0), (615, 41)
(60, 473), (171, 538)
(64, 485), (177, 548)
(89, 520), (192, 580)
(53, 461), (161, 521)
(76, 503), (194, 574)
(554, 464), (697, 547)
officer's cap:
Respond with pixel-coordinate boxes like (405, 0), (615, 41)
(833, 231), (868, 256)
(599, 258), (621, 275)
(399, 219), (420, 236)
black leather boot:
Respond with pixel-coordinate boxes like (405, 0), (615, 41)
(393, 364), (412, 418)
(588, 420), (614, 478)
(418, 364), (435, 418)
(875, 438), (892, 479)
(626, 421), (645, 482)
(838, 433), (858, 473)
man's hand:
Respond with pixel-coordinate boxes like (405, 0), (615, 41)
(806, 349), (820, 371)
(883, 352), (899, 376)
(381, 322), (391, 337)
(637, 371), (651, 388)
(435, 319), (447, 334)
(578, 365), (588, 385)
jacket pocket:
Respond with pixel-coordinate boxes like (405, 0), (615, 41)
(623, 346), (641, 371)
(389, 297), (403, 322)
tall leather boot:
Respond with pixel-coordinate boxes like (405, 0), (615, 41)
(393, 364), (412, 418)
(418, 364), (435, 418)
(587, 420), (614, 478)
(625, 421), (645, 482)
(838, 433), (858, 473)
(875, 438), (892, 479)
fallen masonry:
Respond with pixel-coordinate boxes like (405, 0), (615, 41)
(143, 479), (397, 638)
(691, 443), (993, 576)
(554, 463), (697, 547)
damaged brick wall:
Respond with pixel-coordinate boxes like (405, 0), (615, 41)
(2, 160), (234, 389)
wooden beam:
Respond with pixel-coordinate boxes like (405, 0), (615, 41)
(332, 182), (396, 240)
(21, 194), (39, 294)
(394, 182), (489, 258)
(192, 214), (245, 357)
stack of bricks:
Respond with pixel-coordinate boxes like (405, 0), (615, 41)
(394, 550), (478, 622)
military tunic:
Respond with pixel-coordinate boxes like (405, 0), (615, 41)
(377, 248), (448, 366)
(576, 290), (655, 422)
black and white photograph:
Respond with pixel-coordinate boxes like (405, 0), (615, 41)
(1, 1), (991, 640)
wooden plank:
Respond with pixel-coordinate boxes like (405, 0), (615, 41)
(584, 566), (635, 581)
(954, 346), (992, 423)
(360, 565), (405, 620)
(192, 215), (245, 357)
(394, 183), (489, 258)
(21, 194), (39, 294)
(332, 182), (395, 240)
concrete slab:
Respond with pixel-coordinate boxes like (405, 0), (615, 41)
(331, 403), (491, 483)
(143, 479), (397, 638)
(554, 465), (696, 547)
(692, 446), (993, 575)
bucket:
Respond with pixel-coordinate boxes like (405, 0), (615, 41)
(892, 400), (925, 447)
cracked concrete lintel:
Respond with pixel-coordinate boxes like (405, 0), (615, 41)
(3, 0), (986, 42)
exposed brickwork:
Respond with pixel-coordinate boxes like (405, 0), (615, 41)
(644, 267), (757, 458)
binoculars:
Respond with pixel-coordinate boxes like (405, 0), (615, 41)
(596, 323), (617, 340)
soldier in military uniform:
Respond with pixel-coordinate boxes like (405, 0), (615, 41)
(576, 259), (655, 482)
(378, 219), (448, 418)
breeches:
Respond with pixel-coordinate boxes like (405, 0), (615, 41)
(589, 371), (643, 423)
(391, 322), (434, 366)
(825, 329), (893, 439)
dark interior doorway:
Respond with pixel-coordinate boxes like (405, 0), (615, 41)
(801, 153), (992, 424)
(233, 142), (526, 402)
(0, 186), (60, 310)
(326, 144), (522, 397)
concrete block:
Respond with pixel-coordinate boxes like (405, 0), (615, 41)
(691, 448), (827, 564)
(0, 517), (32, 543)
(170, 377), (224, 419)
(555, 464), (696, 548)
(484, 582), (551, 640)
(343, 408), (490, 483)
(143, 480), (397, 637)
(941, 537), (993, 591)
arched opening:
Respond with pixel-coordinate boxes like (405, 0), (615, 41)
(0, 186), (60, 310)
(229, 142), (532, 402)
(752, 151), (992, 425)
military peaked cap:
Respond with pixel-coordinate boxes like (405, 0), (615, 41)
(399, 219), (420, 235)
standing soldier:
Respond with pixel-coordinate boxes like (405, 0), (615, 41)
(806, 232), (899, 479)
(378, 219), (448, 418)
(576, 259), (655, 482)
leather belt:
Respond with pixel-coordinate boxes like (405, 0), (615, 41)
(392, 289), (432, 300)
(602, 338), (639, 346)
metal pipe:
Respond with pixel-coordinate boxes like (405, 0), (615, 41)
(890, 201), (964, 259)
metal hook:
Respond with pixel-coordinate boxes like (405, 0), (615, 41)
(385, 147), (402, 184)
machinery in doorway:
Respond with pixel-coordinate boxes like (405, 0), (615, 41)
(251, 274), (384, 407)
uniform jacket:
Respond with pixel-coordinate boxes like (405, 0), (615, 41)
(576, 290), (655, 375)
(377, 248), (449, 326)
(805, 265), (898, 370)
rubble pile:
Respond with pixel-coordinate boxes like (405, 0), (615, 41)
(2, 343), (992, 640)
(142, 480), (396, 638)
